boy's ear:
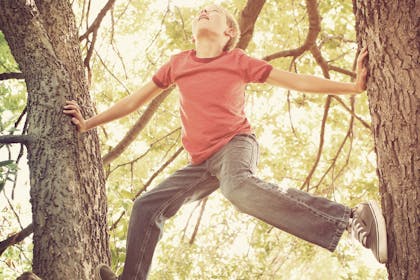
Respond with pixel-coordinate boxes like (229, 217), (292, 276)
(224, 26), (236, 38)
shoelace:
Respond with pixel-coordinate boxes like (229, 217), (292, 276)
(350, 218), (368, 247)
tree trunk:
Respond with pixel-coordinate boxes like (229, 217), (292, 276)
(353, 0), (419, 279)
(0, 1), (110, 279)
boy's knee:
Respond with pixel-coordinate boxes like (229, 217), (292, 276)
(132, 196), (155, 218)
(220, 173), (249, 201)
(131, 193), (173, 220)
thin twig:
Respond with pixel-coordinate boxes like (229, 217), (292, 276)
(134, 146), (184, 199)
(2, 190), (24, 231)
(145, 4), (171, 65)
(102, 88), (174, 165)
(109, 146), (184, 230)
(287, 56), (298, 136)
(300, 96), (331, 190)
(331, 96), (370, 129)
(79, 0), (117, 41)
(107, 127), (181, 175)
(94, 49), (132, 96)
(189, 197), (208, 245)
(181, 201), (202, 242)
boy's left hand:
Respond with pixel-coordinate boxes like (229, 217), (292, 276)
(354, 47), (368, 93)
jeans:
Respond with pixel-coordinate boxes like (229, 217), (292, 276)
(121, 134), (351, 280)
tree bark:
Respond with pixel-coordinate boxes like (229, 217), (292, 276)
(353, 0), (420, 279)
(0, 1), (110, 279)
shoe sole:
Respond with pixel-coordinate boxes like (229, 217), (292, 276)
(368, 200), (388, 263)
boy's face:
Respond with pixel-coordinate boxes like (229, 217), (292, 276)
(191, 5), (230, 41)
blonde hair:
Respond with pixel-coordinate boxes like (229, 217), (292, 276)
(219, 6), (240, 51)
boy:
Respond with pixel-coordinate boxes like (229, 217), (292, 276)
(64, 4), (387, 280)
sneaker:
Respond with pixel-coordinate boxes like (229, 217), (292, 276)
(349, 200), (388, 263)
(95, 264), (119, 280)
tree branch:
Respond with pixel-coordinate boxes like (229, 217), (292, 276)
(106, 127), (181, 177)
(0, 223), (33, 256)
(83, 28), (97, 86)
(79, 0), (116, 41)
(263, 0), (321, 61)
(102, 87), (174, 165)
(313, 107), (354, 190)
(300, 44), (331, 190)
(328, 65), (356, 78)
(134, 146), (184, 199)
(181, 200), (202, 242)
(237, 0), (266, 50)
(332, 96), (371, 129)
(0, 135), (32, 145)
(94, 49), (131, 95)
(300, 96), (331, 190)
(0, 72), (24, 80)
(310, 45), (330, 78)
(110, 145), (184, 231)
(189, 197), (208, 245)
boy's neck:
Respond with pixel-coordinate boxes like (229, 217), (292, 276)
(194, 38), (225, 58)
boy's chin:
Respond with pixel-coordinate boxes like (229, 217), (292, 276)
(194, 27), (219, 38)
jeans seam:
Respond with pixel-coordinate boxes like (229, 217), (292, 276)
(244, 177), (348, 250)
(327, 205), (351, 251)
(220, 138), (257, 198)
(134, 171), (211, 278)
(281, 189), (350, 250)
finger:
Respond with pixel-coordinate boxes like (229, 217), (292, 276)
(64, 109), (83, 120)
(64, 104), (82, 115)
(71, 109), (83, 119)
(63, 108), (78, 114)
(71, 118), (80, 126)
(66, 100), (77, 105)
(71, 100), (80, 109)
(357, 53), (368, 68)
(63, 104), (80, 111)
(358, 51), (368, 62)
(65, 100), (81, 109)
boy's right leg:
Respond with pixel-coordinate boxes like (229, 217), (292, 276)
(120, 163), (219, 280)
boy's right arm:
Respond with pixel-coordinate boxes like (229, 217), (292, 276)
(63, 80), (164, 132)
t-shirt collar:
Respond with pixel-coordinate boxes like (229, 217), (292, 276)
(190, 49), (228, 63)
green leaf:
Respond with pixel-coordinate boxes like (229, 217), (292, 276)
(0, 160), (14, 167)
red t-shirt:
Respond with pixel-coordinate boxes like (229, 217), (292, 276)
(152, 48), (273, 164)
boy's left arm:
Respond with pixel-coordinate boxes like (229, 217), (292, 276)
(265, 48), (368, 95)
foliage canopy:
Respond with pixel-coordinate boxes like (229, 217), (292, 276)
(0, 1), (386, 279)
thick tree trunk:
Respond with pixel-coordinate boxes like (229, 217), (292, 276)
(0, 1), (110, 279)
(353, 0), (419, 279)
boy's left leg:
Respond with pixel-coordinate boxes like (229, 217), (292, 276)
(207, 134), (387, 263)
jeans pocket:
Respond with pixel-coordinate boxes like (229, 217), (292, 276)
(226, 134), (259, 172)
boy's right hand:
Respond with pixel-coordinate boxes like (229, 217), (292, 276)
(63, 100), (88, 132)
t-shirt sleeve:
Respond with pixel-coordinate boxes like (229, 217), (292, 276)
(237, 49), (273, 83)
(152, 59), (173, 89)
